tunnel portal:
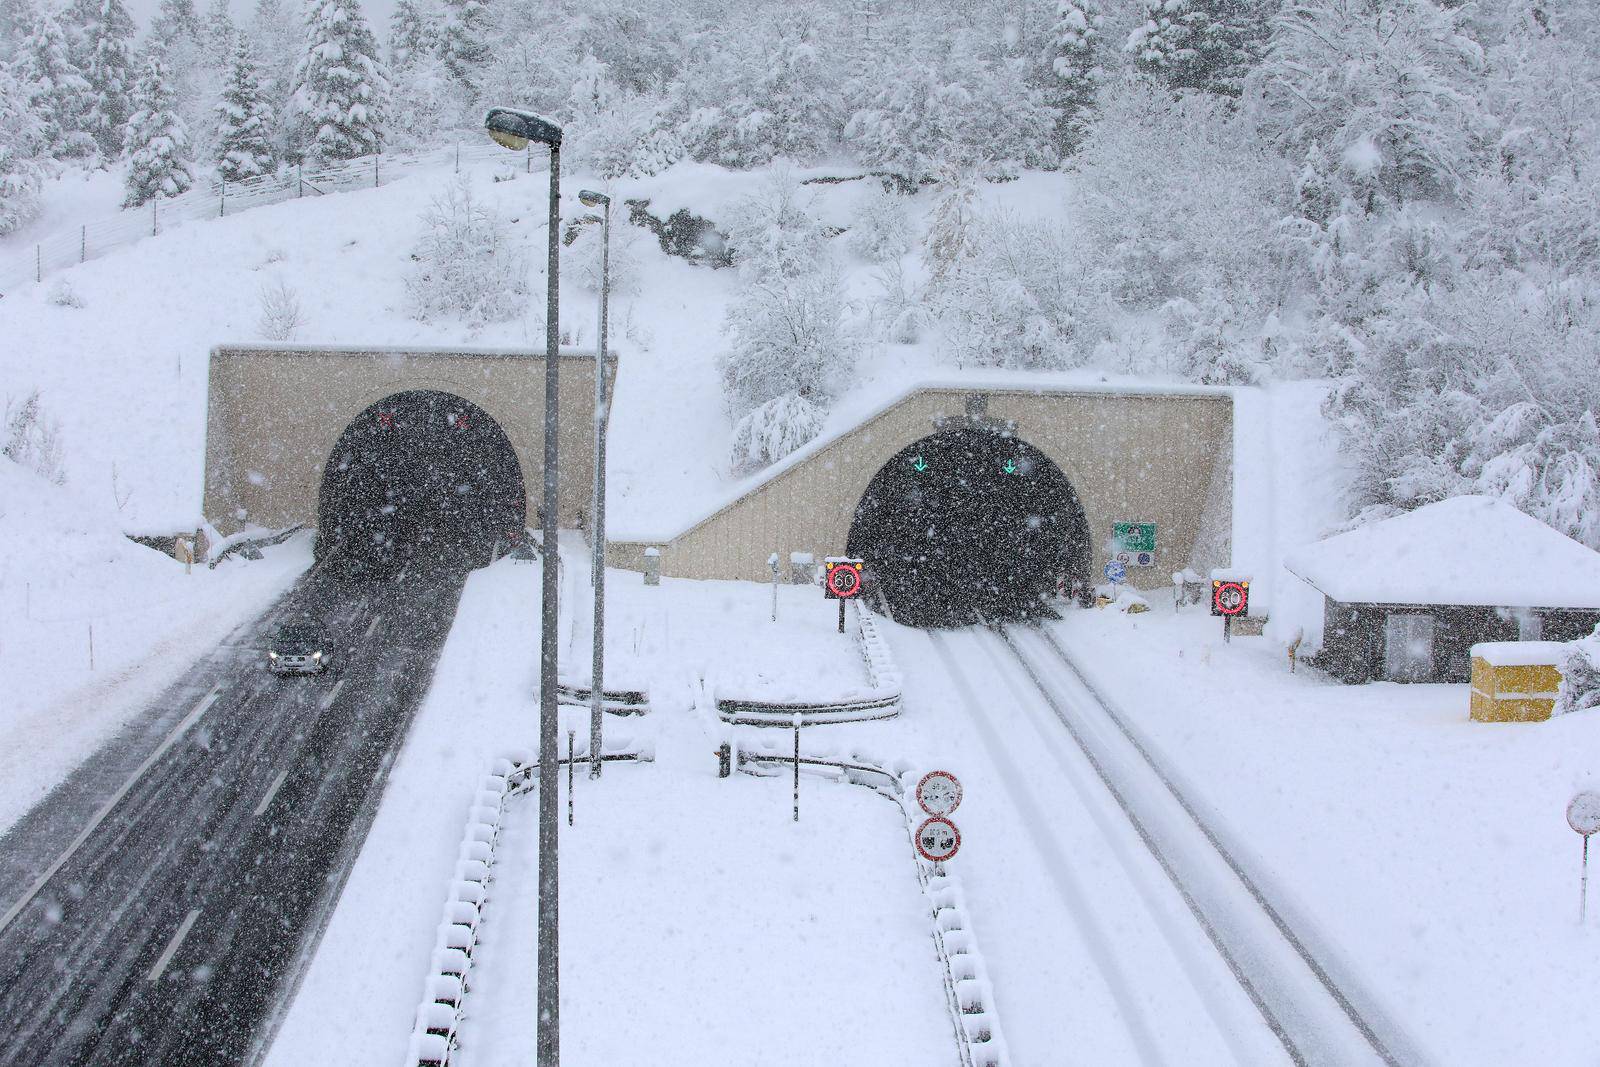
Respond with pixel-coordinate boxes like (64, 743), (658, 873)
(318, 391), (525, 570)
(847, 429), (1091, 627)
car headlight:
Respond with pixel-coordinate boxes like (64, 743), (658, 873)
(312, 651), (323, 661)
(268, 652), (278, 660)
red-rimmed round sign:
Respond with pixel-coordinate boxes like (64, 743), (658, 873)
(825, 561), (863, 599)
(915, 816), (960, 862)
(1212, 580), (1249, 617)
(916, 771), (963, 817)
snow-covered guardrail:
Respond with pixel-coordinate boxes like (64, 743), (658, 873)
(714, 602), (904, 726)
(733, 741), (1007, 1066)
(555, 677), (651, 715)
(405, 737), (654, 1067)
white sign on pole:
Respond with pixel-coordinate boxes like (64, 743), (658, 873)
(1569, 791), (1600, 924)
(916, 771), (963, 817)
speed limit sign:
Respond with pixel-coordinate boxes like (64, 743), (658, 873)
(916, 771), (962, 816)
(1211, 580), (1249, 617)
(915, 816), (960, 863)
(824, 558), (863, 599)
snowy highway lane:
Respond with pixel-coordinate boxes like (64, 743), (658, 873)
(0, 564), (468, 1066)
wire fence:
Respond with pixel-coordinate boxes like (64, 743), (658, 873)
(0, 138), (530, 297)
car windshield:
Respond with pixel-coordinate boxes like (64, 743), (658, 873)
(274, 625), (324, 653)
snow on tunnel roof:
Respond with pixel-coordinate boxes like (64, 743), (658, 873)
(1284, 496), (1600, 610)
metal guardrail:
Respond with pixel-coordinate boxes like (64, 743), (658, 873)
(0, 138), (524, 296)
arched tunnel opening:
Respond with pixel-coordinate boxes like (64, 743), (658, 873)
(847, 429), (1091, 627)
(318, 391), (526, 571)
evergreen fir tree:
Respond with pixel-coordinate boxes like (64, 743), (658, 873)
(289, 0), (387, 164)
(1125, 0), (1267, 96)
(438, 0), (487, 91)
(151, 0), (202, 44)
(1044, 0), (1102, 156)
(79, 0), (136, 158)
(122, 55), (194, 205)
(204, 0), (235, 55)
(0, 58), (49, 234)
(214, 36), (273, 179)
(0, 0), (36, 60)
(387, 0), (432, 70)
(18, 10), (95, 157)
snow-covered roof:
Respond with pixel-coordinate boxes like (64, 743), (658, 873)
(1284, 496), (1600, 610)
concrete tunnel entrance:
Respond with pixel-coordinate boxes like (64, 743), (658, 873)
(318, 391), (526, 570)
(847, 429), (1091, 627)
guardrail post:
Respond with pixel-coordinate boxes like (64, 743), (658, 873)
(79, 226), (86, 262)
(219, 180), (225, 217)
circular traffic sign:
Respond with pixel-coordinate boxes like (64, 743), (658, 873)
(1569, 792), (1600, 836)
(1104, 560), (1126, 584)
(916, 771), (963, 816)
(828, 563), (862, 598)
(915, 816), (960, 863)
(1213, 581), (1247, 616)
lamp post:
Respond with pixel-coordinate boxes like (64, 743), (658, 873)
(484, 105), (563, 1067)
(577, 189), (610, 781)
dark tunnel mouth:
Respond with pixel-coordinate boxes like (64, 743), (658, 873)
(846, 429), (1091, 628)
(317, 391), (526, 572)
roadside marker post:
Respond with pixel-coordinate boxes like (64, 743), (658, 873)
(1568, 792), (1600, 922)
(768, 551), (780, 623)
(792, 713), (802, 823)
(823, 557), (864, 633)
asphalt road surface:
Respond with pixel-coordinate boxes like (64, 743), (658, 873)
(0, 562), (468, 1066)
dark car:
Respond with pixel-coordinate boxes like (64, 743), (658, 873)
(268, 622), (331, 675)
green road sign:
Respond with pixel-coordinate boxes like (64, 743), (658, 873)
(1113, 522), (1156, 554)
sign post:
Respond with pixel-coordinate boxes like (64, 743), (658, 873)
(824, 557), (863, 634)
(768, 551), (780, 623)
(1568, 792), (1600, 922)
(1210, 577), (1250, 643)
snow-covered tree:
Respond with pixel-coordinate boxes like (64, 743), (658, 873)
(203, 0), (234, 52)
(923, 161), (978, 286)
(77, 0), (136, 158)
(1248, 0), (1490, 204)
(1044, 0), (1103, 156)
(387, 0), (433, 70)
(123, 55), (194, 205)
(0, 0), (35, 59)
(386, 52), (466, 148)
(1556, 627), (1600, 717)
(844, 50), (962, 184)
(288, 0), (388, 164)
(245, 0), (297, 138)
(717, 170), (854, 466)
(728, 392), (827, 473)
(0, 59), (48, 234)
(16, 10), (95, 157)
(846, 181), (914, 263)
(1126, 0), (1269, 96)
(150, 0), (202, 44)
(404, 176), (528, 325)
(214, 36), (274, 179)
(438, 0), (488, 92)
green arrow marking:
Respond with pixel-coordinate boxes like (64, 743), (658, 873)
(1002, 458), (1017, 475)
(912, 456), (928, 472)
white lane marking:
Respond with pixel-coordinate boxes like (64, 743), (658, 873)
(147, 908), (201, 982)
(0, 685), (223, 936)
(364, 613), (382, 640)
(318, 678), (346, 711)
(253, 769), (289, 817)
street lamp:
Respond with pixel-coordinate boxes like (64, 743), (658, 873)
(483, 104), (563, 1067)
(577, 188), (610, 782)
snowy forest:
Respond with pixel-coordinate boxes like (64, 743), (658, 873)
(3, 0), (1599, 548)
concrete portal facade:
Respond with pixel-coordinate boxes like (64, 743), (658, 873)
(203, 344), (615, 536)
(611, 385), (1234, 592)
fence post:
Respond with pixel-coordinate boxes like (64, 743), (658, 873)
(35, 244), (41, 282)
(152, 198), (158, 236)
(297, 166), (303, 198)
(80, 225), (86, 263)
(455, 142), (460, 174)
(526, 144), (532, 174)
(219, 179), (225, 217)
(374, 155), (380, 187)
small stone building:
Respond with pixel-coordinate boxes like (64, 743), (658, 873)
(1285, 497), (1600, 684)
